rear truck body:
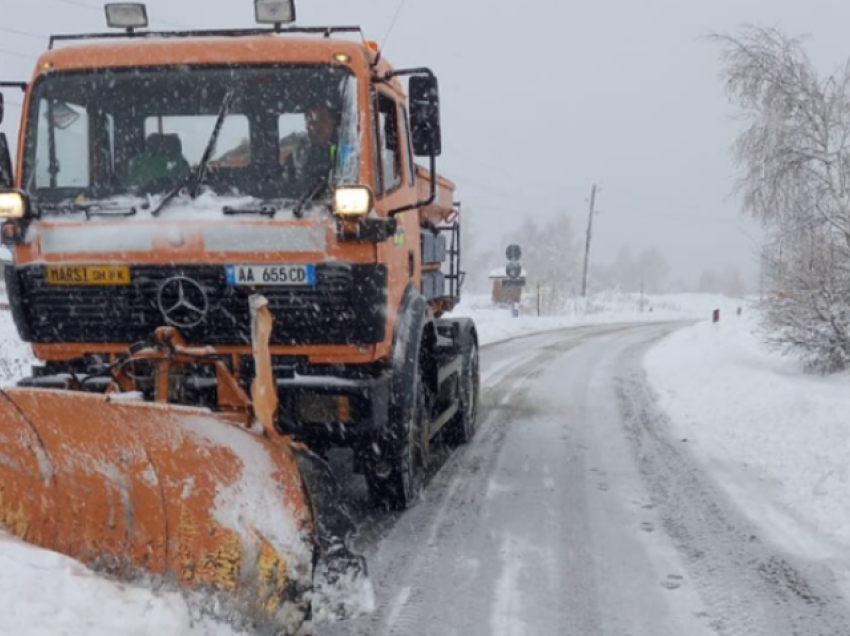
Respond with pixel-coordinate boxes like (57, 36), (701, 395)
(0, 3), (478, 523)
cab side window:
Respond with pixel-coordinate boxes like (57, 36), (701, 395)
(377, 94), (402, 194)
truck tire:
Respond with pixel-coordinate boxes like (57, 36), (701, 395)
(365, 363), (429, 510)
(445, 339), (479, 446)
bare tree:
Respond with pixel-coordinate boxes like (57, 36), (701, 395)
(698, 269), (721, 294)
(721, 266), (748, 296)
(636, 247), (670, 293)
(512, 212), (580, 314)
(715, 26), (850, 371)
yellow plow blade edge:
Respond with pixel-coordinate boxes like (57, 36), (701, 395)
(0, 387), (315, 630)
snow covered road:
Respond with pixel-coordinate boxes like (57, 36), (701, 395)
(314, 323), (850, 636)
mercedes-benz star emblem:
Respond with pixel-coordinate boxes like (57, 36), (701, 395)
(157, 277), (209, 329)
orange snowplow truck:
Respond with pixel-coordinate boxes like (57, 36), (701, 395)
(0, 1), (478, 625)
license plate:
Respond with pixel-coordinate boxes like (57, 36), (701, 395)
(226, 264), (316, 287)
(46, 265), (131, 286)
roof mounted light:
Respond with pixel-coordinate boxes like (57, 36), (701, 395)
(105, 3), (149, 32)
(255, 0), (296, 28)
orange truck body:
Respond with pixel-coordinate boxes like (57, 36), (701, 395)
(0, 17), (477, 631)
(11, 35), (456, 365)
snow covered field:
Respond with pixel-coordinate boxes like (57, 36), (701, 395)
(645, 310), (850, 589)
(455, 292), (747, 346)
(0, 308), (34, 386)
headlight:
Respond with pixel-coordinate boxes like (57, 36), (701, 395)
(333, 186), (373, 217)
(0, 191), (25, 219)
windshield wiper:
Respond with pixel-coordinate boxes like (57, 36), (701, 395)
(151, 89), (235, 218)
(222, 204), (278, 217)
(292, 178), (330, 219)
(37, 201), (138, 220)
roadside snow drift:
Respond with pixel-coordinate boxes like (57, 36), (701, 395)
(645, 310), (850, 560)
(456, 292), (747, 346)
(0, 532), (247, 636)
(0, 308), (32, 387)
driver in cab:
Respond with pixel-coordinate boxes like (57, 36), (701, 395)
(281, 103), (339, 197)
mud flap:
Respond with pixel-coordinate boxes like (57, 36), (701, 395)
(293, 448), (375, 623)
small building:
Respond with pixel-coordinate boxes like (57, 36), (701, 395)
(490, 266), (527, 306)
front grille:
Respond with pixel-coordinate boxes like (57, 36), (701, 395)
(17, 263), (387, 346)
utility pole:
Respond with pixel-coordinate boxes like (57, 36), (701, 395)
(581, 184), (598, 297)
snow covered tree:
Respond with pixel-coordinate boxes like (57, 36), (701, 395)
(698, 269), (720, 294)
(636, 247), (670, 293)
(721, 266), (748, 296)
(511, 212), (580, 313)
(610, 246), (638, 292)
(460, 205), (499, 294)
(716, 26), (850, 371)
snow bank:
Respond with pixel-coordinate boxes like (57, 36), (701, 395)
(0, 308), (33, 387)
(0, 532), (247, 636)
(645, 309), (850, 559)
(456, 292), (746, 346)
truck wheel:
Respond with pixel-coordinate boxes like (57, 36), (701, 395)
(366, 367), (428, 510)
(446, 340), (479, 446)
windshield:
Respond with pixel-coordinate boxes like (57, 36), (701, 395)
(21, 65), (360, 207)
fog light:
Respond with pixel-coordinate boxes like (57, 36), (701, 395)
(299, 395), (351, 424)
(1, 222), (21, 244)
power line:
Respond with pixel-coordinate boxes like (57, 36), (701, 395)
(0, 48), (38, 61)
(443, 141), (550, 188)
(0, 27), (48, 41)
(46, 0), (115, 14)
(380, 0), (412, 50)
(445, 172), (556, 205)
(45, 0), (192, 28)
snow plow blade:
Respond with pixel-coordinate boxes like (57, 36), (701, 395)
(0, 387), (315, 630)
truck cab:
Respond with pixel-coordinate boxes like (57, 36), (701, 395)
(0, 1), (478, 509)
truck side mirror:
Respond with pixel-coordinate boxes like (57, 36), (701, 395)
(0, 133), (12, 189)
(409, 75), (441, 157)
(0, 93), (5, 126)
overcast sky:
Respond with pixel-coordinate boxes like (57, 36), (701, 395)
(4, 0), (850, 285)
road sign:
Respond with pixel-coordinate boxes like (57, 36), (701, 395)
(506, 244), (522, 262)
(506, 262), (522, 280)
(501, 278), (525, 288)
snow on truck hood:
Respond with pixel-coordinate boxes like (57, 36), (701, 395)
(25, 193), (331, 257)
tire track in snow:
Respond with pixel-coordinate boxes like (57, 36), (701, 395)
(616, 334), (850, 636)
(312, 324), (654, 636)
(326, 330), (606, 636)
(491, 534), (526, 636)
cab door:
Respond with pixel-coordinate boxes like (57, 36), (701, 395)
(0, 82), (27, 188)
